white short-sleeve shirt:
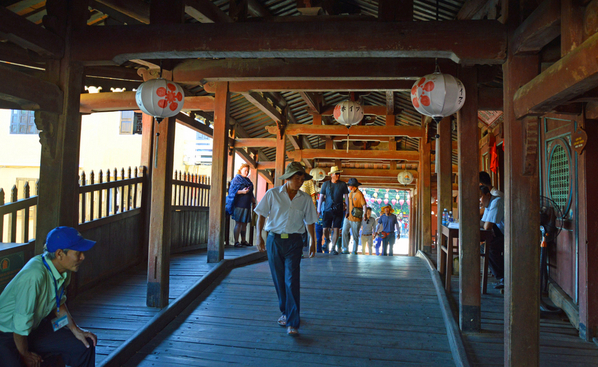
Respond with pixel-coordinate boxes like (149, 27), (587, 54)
(254, 183), (318, 234)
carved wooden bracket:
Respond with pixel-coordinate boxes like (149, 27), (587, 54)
(522, 116), (539, 176)
(34, 111), (58, 159)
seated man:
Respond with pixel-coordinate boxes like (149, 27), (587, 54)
(0, 226), (97, 367)
(480, 185), (505, 289)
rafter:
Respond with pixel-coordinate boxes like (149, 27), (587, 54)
(185, 0), (232, 23)
(0, 6), (63, 58)
(513, 32), (598, 118)
(299, 92), (322, 113)
(79, 92), (215, 113)
(269, 124), (424, 138)
(242, 92), (283, 123)
(511, 0), (561, 55)
(287, 149), (420, 161)
(71, 21), (507, 65)
(0, 64), (62, 113)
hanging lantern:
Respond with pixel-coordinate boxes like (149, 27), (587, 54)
(396, 194), (400, 200)
(410, 72), (465, 123)
(384, 193), (389, 199)
(384, 199), (389, 204)
(399, 199), (405, 206)
(377, 199), (382, 204)
(333, 100), (364, 126)
(392, 199), (397, 205)
(397, 171), (414, 185)
(406, 200), (410, 205)
(136, 78), (185, 122)
(373, 192), (378, 198)
(310, 167), (326, 182)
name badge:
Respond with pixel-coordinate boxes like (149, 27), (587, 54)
(281, 233), (289, 239)
(51, 315), (69, 332)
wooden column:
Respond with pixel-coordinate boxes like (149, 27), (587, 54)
(419, 137), (432, 253)
(408, 190), (416, 256)
(412, 191), (419, 254)
(146, 116), (176, 308)
(579, 118), (598, 340)
(207, 82), (229, 263)
(249, 163), (258, 245)
(225, 146), (235, 246)
(275, 132), (286, 186)
(34, 2), (87, 254)
(457, 67), (481, 332)
(140, 113), (154, 258)
(504, 47), (541, 364)
(436, 117), (452, 268)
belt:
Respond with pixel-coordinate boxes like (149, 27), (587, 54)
(362, 233), (372, 236)
(269, 232), (302, 238)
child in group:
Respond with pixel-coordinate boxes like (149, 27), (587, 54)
(374, 222), (384, 256)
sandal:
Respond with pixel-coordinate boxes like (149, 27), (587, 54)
(277, 315), (287, 326)
(241, 241), (252, 247)
(234, 242), (243, 248)
(287, 326), (299, 336)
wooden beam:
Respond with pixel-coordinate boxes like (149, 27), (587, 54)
(185, 0), (232, 23)
(0, 64), (63, 114)
(321, 105), (386, 116)
(71, 21), (507, 65)
(234, 138), (277, 148)
(257, 161), (276, 170)
(212, 80), (415, 93)
(287, 149), (420, 161)
(336, 168), (418, 179)
(378, 0), (413, 21)
(267, 124), (424, 138)
(457, 66), (481, 332)
(207, 82), (229, 263)
(436, 117), (452, 269)
(299, 92), (322, 113)
(0, 7), (64, 58)
(242, 92), (283, 123)
(79, 91), (215, 113)
(96, 0), (150, 24)
(386, 91), (395, 115)
(275, 134), (286, 186)
(511, 0), (561, 55)
(513, 32), (598, 119)
(189, 58), (454, 83)
(458, 0), (492, 20)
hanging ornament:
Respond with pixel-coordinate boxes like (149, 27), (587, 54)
(373, 192), (378, 198)
(136, 78), (185, 123)
(399, 199), (405, 206)
(406, 200), (410, 205)
(392, 199), (397, 205)
(397, 171), (414, 185)
(410, 71), (465, 124)
(384, 199), (389, 204)
(333, 100), (364, 153)
(310, 167), (326, 182)
(396, 194), (400, 200)
(377, 199), (382, 204)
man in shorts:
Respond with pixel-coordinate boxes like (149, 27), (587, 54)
(317, 166), (349, 255)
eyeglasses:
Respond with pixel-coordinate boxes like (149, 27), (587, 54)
(333, 173), (340, 176)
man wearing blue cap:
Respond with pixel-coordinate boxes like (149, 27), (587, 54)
(0, 226), (97, 367)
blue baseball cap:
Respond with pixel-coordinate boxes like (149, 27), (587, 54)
(46, 226), (96, 253)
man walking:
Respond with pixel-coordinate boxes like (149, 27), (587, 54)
(360, 207), (375, 255)
(255, 162), (318, 336)
(0, 226), (97, 367)
(480, 185), (505, 289)
(342, 178), (366, 254)
(317, 166), (348, 255)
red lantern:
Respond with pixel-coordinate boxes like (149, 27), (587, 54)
(136, 78), (185, 122)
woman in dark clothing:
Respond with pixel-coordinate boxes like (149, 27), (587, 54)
(226, 164), (256, 247)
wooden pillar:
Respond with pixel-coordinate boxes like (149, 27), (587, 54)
(408, 190), (415, 256)
(225, 147), (235, 246)
(140, 113), (154, 259)
(275, 132), (286, 186)
(207, 82), (230, 263)
(437, 117), (452, 268)
(146, 116), (176, 308)
(457, 66), (481, 332)
(412, 191), (419, 254)
(249, 163), (258, 245)
(579, 118), (598, 340)
(34, 2), (87, 254)
(503, 49), (541, 364)
(419, 137), (432, 253)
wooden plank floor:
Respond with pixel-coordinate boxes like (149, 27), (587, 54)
(447, 273), (598, 366)
(121, 254), (456, 367)
(69, 246), (258, 364)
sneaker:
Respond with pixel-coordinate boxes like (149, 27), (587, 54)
(287, 326), (299, 336)
(234, 242), (243, 248)
(277, 315), (287, 326)
(331, 250), (339, 255)
(342, 250), (350, 254)
(493, 279), (504, 289)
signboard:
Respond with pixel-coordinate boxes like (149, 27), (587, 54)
(0, 251), (25, 293)
(572, 128), (587, 155)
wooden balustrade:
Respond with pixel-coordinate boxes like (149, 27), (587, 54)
(172, 171), (211, 208)
(0, 182), (38, 243)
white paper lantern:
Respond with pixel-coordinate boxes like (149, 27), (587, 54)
(410, 72), (465, 123)
(310, 167), (326, 182)
(333, 100), (364, 126)
(136, 78), (185, 121)
(397, 171), (414, 185)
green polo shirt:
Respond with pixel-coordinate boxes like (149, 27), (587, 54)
(0, 255), (69, 335)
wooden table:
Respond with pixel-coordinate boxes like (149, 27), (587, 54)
(439, 225), (493, 293)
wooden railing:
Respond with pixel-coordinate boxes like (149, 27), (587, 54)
(171, 171), (211, 253)
(0, 182), (37, 243)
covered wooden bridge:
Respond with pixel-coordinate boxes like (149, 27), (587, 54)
(1, 0), (598, 366)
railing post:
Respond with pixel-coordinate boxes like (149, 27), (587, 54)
(0, 188), (4, 242)
(10, 185), (17, 243)
(23, 182), (30, 243)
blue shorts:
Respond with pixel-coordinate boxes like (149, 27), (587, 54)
(322, 209), (343, 229)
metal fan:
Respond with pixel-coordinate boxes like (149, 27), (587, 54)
(539, 195), (564, 312)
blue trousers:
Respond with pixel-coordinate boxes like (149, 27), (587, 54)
(267, 232), (303, 328)
(0, 315), (95, 367)
(382, 232), (396, 256)
(316, 223), (324, 253)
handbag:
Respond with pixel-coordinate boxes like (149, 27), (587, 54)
(379, 231), (389, 239)
(351, 207), (364, 219)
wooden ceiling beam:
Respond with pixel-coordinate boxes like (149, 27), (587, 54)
(71, 21), (507, 65)
(95, 0), (150, 24)
(511, 0), (561, 55)
(185, 0), (232, 23)
(215, 80), (414, 93)
(513, 32), (598, 118)
(234, 138), (277, 148)
(269, 124), (424, 138)
(79, 91), (215, 113)
(287, 149), (420, 161)
(321, 105), (388, 116)
(299, 92), (322, 113)
(183, 58), (455, 84)
(339, 168), (419, 179)
(242, 92), (283, 123)
(0, 7), (64, 58)
(457, 0), (493, 20)
(0, 64), (62, 113)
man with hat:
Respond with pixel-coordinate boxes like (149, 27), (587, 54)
(254, 162), (318, 336)
(342, 178), (367, 254)
(317, 166), (349, 255)
(376, 204), (399, 256)
(0, 226), (97, 367)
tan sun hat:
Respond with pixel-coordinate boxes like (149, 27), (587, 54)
(328, 166), (343, 175)
(278, 162), (313, 181)
(381, 204), (394, 213)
